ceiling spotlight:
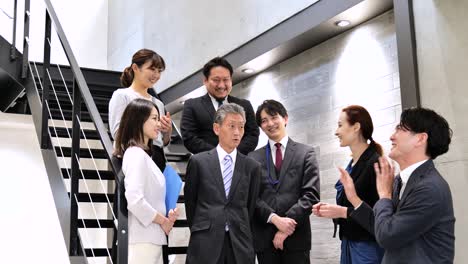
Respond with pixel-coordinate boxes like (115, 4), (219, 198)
(335, 20), (351, 27)
(242, 68), (254, 74)
(180, 100), (185, 105)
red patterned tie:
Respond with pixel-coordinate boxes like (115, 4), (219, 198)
(275, 143), (283, 172)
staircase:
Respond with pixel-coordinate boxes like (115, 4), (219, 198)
(0, 0), (191, 263)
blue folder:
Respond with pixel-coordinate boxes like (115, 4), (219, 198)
(163, 164), (183, 216)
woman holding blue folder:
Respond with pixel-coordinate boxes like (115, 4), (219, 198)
(114, 98), (179, 264)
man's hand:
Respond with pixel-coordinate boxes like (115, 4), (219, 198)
(312, 202), (347, 219)
(271, 215), (296, 236)
(374, 157), (395, 199)
(273, 231), (288, 250)
(338, 167), (362, 207)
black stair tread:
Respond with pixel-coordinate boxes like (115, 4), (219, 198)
(50, 127), (106, 140)
(167, 247), (187, 255)
(61, 168), (114, 180)
(84, 248), (113, 257)
(49, 108), (108, 122)
(56, 146), (108, 159)
(78, 219), (115, 228)
(173, 219), (188, 228)
(73, 192), (114, 203)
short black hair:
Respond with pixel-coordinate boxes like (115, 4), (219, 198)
(255, 100), (288, 127)
(202, 57), (233, 78)
(399, 107), (452, 159)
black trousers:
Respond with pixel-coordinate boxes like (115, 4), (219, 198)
(217, 232), (236, 264)
(257, 248), (310, 264)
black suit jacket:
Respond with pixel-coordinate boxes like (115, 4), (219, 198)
(248, 138), (320, 251)
(180, 93), (259, 155)
(184, 149), (261, 264)
(373, 160), (455, 264)
(336, 145), (381, 241)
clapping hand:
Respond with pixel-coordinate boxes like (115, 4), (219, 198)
(374, 157), (394, 199)
(338, 167), (362, 207)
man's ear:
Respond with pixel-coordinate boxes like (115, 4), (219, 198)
(203, 77), (209, 87)
(213, 123), (220, 136)
(284, 115), (289, 127)
(416, 132), (429, 146)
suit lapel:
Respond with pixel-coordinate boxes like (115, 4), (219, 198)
(201, 93), (216, 118)
(227, 153), (243, 202)
(398, 160), (433, 209)
(277, 138), (296, 189)
(209, 149), (227, 200)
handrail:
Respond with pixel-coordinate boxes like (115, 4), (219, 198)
(40, 0), (128, 262)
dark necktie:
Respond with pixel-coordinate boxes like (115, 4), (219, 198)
(275, 143), (283, 172)
(216, 98), (224, 108)
(392, 174), (403, 207)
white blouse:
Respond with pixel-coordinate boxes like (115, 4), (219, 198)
(123, 146), (167, 245)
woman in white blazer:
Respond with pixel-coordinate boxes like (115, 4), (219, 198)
(114, 98), (179, 264)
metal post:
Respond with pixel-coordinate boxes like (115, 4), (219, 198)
(116, 170), (128, 264)
(10, 0), (18, 60)
(21, 0), (30, 78)
(40, 10), (52, 149)
(70, 78), (82, 256)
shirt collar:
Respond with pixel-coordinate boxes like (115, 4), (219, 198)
(399, 159), (428, 184)
(208, 93), (227, 105)
(216, 144), (237, 164)
(268, 135), (289, 150)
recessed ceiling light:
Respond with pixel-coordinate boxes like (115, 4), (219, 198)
(335, 20), (351, 27)
(180, 100), (185, 105)
(242, 68), (254, 74)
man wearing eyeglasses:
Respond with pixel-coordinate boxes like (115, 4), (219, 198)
(248, 100), (320, 264)
(181, 57), (259, 155)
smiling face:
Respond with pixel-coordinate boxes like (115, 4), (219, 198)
(142, 107), (160, 144)
(259, 109), (288, 142)
(213, 113), (245, 153)
(133, 60), (162, 88)
(388, 125), (422, 164)
(335, 111), (360, 147)
(204, 66), (232, 100)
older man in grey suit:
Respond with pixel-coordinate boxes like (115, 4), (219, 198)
(363, 107), (454, 263)
(184, 103), (261, 264)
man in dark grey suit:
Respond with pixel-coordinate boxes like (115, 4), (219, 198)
(373, 107), (455, 263)
(248, 100), (320, 264)
(184, 103), (261, 264)
(180, 57), (259, 155)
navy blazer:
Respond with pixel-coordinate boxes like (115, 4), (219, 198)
(373, 160), (455, 264)
(180, 93), (259, 155)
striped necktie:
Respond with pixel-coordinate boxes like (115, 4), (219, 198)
(223, 155), (233, 198)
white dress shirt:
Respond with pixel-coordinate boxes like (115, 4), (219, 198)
(123, 146), (167, 245)
(398, 159), (428, 198)
(268, 135), (289, 166)
(216, 144), (237, 178)
(209, 93), (228, 111)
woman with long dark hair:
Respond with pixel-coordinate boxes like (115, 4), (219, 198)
(109, 48), (171, 171)
(114, 98), (178, 264)
(313, 105), (384, 263)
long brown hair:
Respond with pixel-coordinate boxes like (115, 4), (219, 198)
(120, 49), (166, 87)
(113, 98), (160, 157)
(342, 105), (383, 156)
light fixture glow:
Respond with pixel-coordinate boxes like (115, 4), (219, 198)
(242, 68), (254, 74)
(335, 20), (351, 27)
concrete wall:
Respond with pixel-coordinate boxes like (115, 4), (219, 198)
(413, 1), (468, 263)
(0, 0), (108, 69)
(107, 0), (319, 91)
(0, 112), (70, 264)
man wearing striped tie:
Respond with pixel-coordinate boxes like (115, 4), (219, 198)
(184, 103), (261, 264)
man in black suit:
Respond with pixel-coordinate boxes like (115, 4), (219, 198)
(181, 57), (259, 155)
(184, 103), (261, 264)
(248, 100), (320, 264)
(373, 107), (455, 263)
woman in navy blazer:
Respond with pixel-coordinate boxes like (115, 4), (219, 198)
(313, 105), (384, 264)
(114, 99), (178, 264)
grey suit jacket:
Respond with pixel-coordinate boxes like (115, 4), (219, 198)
(373, 160), (455, 264)
(248, 138), (320, 251)
(184, 148), (261, 264)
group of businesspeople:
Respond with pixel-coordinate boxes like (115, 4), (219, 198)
(108, 48), (455, 264)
